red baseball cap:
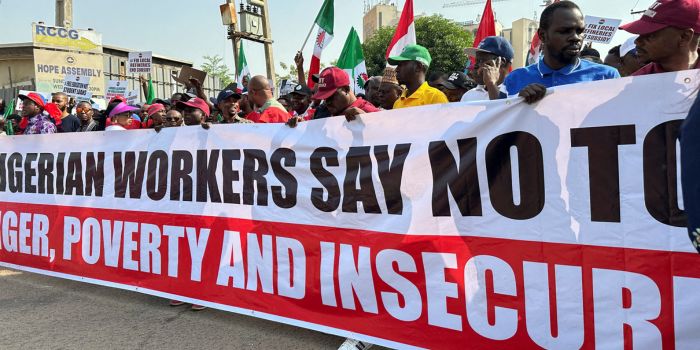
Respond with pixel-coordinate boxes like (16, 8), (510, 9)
(620, 0), (700, 35)
(108, 95), (126, 104)
(176, 97), (210, 117)
(18, 92), (46, 109)
(312, 67), (350, 100)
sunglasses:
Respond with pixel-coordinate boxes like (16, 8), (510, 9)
(76, 106), (92, 113)
(165, 116), (181, 122)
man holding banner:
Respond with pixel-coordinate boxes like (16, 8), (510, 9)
(505, 1), (620, 103)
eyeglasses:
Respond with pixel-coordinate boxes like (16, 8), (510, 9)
(165, 116), (181, 122)
(76, 107), (92, 113)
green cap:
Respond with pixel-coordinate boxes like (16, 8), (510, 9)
(387, 44), (432, 67)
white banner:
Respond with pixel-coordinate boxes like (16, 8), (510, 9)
(583, 15), (622, 44)
(1, 71), (699, 349)
(127, 51), (152, 75)
(105, 80), (128, 101)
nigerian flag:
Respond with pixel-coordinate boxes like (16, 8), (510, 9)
(236, 43), (250, 93)
(336, 27), (368, 95)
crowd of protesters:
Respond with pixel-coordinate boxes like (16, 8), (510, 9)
(1, 0), (697, 136)
(1, 0), (699, 258)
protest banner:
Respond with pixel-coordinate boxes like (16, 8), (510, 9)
(62, 75), (91, 101)
(106, 80), (128, 101)
(126, 89), (139, 105)
(33, 49), (105, 97)
(127, 51), (153, 75)
(582, 16), (622, 44)
(0, 70), (699, 349)
(32, 23), (103, 54)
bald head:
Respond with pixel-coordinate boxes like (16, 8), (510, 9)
(248, 75), (270, 90)
(248, 75), (274, 107)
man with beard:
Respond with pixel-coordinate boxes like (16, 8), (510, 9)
(620, 0), (700, 76)
(312, 67), (379, 121)
(217, 89), (251, 124)
(289, 84), (315, 120)
(51, 92), (81, 132)
(504, 1), (620, 104)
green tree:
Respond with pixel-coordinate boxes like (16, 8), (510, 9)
(362, 15), (473, 77)
(201, 55), (234, 86)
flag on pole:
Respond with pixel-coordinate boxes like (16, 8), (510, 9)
(385, 0), (415, 61)
(236, 43), (251, 93)
(337, 27), (369, 95)
(468, 0), (496, 68)
(527, 0), (559, 65)
(146, 79), (155, 104)
(308, 0), (334, 88)
(3, 99), (15, 135)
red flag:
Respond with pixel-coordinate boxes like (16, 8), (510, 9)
(385, 0), (416, 61)
(468, 0), (496, 68)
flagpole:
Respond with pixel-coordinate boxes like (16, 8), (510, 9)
(300, 22), (317, 53)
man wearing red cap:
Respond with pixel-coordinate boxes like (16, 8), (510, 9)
(246, 75), (291, 124)
(176, 97), (211, 127)
(19, 92), (56, 135)
(144, 103), (166, 129)
(311, 67), (379, 121)
(620, 0), (700, 76)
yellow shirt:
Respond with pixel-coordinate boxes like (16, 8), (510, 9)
(393, 82), (449, 109)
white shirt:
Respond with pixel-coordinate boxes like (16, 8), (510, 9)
(460, 84), (507, 102)
(105, 125), (127, 131)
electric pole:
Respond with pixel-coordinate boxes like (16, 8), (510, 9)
(56, 0), (73, 27)
(260, 2), (276, 89)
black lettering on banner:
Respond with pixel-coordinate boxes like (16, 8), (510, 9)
(146, 150), (168, 201)
(196, 150), (222, 203)
(270, 148), (298, 209)
(85, 152), (104, 197)
(65, 152), (84, 196)
(170, 150), (193, 201)
(643, 120), (687, 227)
(310, 147), (340, 212)
(343, 146), (381, 214)
(571, 125), (636, 222)
(222, 150), (241, 204)
(24, 153), (38, 194)
(0, 153), (6, 192)
(56, 152), (65, 195)
(38, 153), (54, 194)
(375, 144), (411, 215)
(429, 139), (482, 217)
(114, 151), (147, 199)
(243, 149), (269, 206)
(486, 132), (545, 220)
(8, 153), (22, 193)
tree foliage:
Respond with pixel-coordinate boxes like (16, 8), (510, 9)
(362, 15), (473, 77)
(201, 55), (234, 86)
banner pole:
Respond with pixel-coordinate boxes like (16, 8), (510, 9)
(300, 23), (316, 53)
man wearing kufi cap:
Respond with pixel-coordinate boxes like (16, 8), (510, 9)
(376, 67), (403, 110)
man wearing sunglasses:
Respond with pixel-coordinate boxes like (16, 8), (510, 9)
(75, 101), (98, 132)
(311, 67), (379, 122)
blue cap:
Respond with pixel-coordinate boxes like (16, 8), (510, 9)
(216, 89), (241, 104)
(465, 36), (514, 61)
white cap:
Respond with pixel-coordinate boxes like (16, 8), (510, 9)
(620, 36), (639, 57)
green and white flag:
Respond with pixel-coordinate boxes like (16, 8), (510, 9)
(236, 43), (250, 93)
(336, 27), (368, 95)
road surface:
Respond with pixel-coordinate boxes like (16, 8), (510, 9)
(0, 267), (369, 349)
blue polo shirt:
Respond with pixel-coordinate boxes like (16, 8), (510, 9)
(504, 58), (620, 96)
(682, 94), (700, 253)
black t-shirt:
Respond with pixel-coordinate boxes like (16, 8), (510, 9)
(60, 114), (81, 133)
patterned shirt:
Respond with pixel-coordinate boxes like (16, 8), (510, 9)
(24, 114), (57, 135)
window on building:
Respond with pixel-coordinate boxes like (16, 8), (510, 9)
(379, 12), (383, 27)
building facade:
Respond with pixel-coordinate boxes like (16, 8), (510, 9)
(501, 18), (539, 69)
(363, 2), (401, 41)
(0, 43), (221, 105)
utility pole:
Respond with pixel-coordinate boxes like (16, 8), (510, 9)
(225, 0), (241, 79)
(260, 1), (276, 89)
(55, 0), (73, 27)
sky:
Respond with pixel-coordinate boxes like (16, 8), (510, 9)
(0, 0), (649, 79)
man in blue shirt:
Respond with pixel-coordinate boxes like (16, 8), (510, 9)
(505, 1), (620, 103)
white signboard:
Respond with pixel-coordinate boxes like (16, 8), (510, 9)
(127, 51), (153, 74)
(583, 16), (622, 44)
(126, 89), (139, 105)
(62, 75), (92, 101)
(106, 80), (128, 101)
